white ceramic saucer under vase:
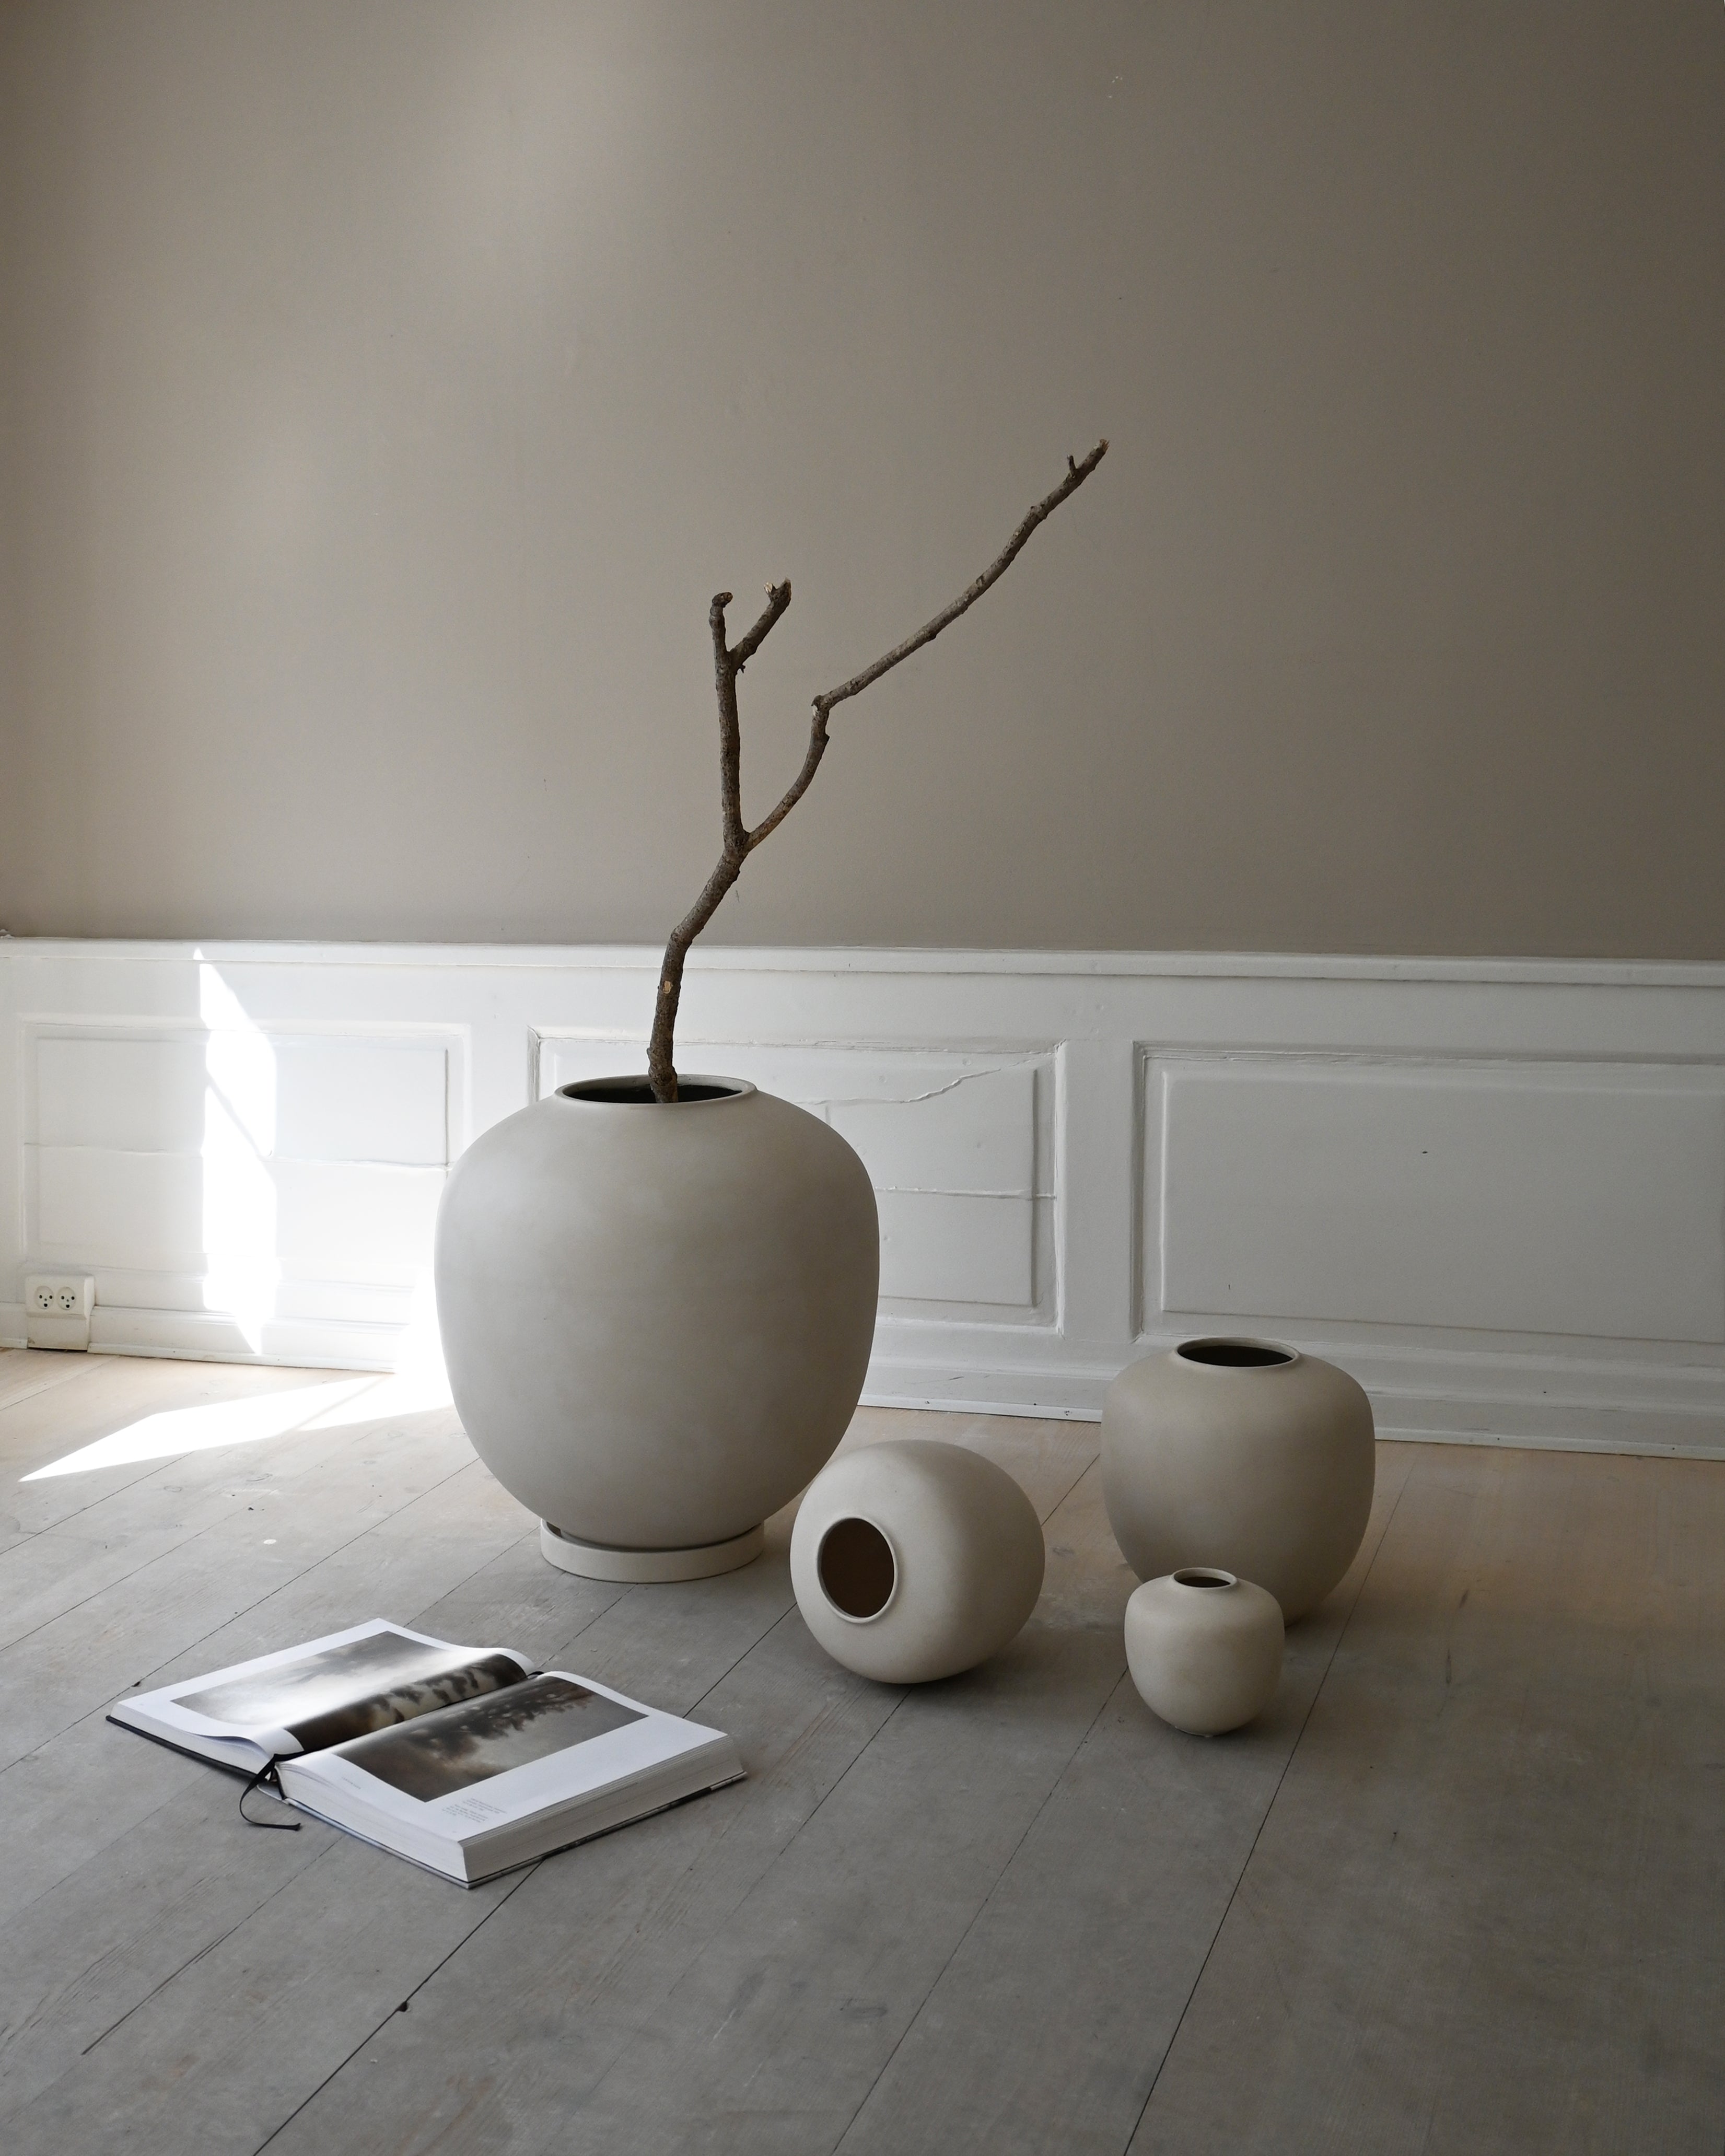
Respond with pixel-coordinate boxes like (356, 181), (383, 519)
(1124, 1568), (1284, 1735)
(1102, 1337), (1376, 1621)
(790, 1439), (1045, 1683)
(434, 1076), (879, 1581)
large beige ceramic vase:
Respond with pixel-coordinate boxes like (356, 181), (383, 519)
(435, 1076), (879, 1581)
(1102, 1338), (1375, 1621)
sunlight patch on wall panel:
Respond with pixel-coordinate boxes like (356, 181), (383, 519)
(24, 1014), (459, 1354)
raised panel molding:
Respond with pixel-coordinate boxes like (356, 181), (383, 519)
(1150, 1056), (1725, 1345)
(5, 940), (1725, 1457)
(534, 1036), (1054, 1320)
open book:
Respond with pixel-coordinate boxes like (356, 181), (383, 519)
(109, 1619), (743, 1885)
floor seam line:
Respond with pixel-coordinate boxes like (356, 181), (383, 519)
(1035, 1448), (1104, 1524)
(0, 1517), (254, 1657)
(1118, 1469), (1413, 2153)
(831, 1669), (1128, 2155)
(77, 1844), (337, 2056)
(247, 1865), (542, 2156)
(0, 1454), (487, 1782)
(689, 1603), (798, 1714)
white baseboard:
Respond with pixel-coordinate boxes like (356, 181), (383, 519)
(861, 1349), (1725, 1459)
(5, 939), (1725, 1457)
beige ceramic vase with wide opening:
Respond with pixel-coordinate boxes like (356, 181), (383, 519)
(435, 1076), (879, 1581)
(1102, 1338), (1376, 1621)
(789, 1438), (1045, 1683)
(1124, 1567), (1285, 1735)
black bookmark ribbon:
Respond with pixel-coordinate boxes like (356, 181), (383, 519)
(239, 1755), (301, 1832)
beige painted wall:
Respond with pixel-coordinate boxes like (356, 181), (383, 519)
(1, 1), (1720, 955)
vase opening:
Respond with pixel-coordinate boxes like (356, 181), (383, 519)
(1176, 1338), (1296, 1369)
(1171, 1568), (1237, 1590)
(817, 1516), (896, 1622)
(556, 1076), (751, 1106)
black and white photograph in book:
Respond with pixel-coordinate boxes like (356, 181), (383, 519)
(336, 1677), (648, 1802)
(178, 1630), (526, 1751)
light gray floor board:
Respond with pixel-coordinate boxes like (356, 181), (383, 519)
(0, 1347), (109, 1424)
(0, 1737), (337, 2120)
(283, 1455), (1149, 2156)
(0, 1458), (550, 2120)
(0, 1413), (482, 1770)
(247, 1439), (1104, 2154)
(5, 1828), (522, 2156)
(2, 1518), (848, 2153)
(0, 1416), (512, 1921)
(261, 1612), (906, 2156)
(832, 1448), (1417, 2156)
(2, 1359), (1720, 2155)
(1129, 1445), (1725, 2156)
(0, 1397), (435, 1657)
(0, 1357), (356, 1529)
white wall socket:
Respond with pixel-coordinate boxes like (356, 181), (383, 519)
(25, 1275), (95, 1351)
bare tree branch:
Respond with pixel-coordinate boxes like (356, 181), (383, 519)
(647, 581), (796, 1100)
(743, 440), (1107, 857)
(742, 715), (829, 855)
(646, 440), (1108, 1100)
(709, 591), (746, 858)
(732, 579), (792, 669)
(814, 437), (1109, 722)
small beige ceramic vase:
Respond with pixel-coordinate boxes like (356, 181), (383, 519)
(1102, 1338), (1375, 1621)
(790, 1439), (1045, 1684)
(1124, 1568), (1284, 1735)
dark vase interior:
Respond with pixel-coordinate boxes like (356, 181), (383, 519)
(558, 1077), (743, 1105)
(1176, 1339), (1295, 1369)
(817, 1517), (896, 1619)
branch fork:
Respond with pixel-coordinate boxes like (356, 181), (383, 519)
(646, 439), (1109, 1100)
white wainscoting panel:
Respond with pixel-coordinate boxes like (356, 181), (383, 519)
(4, 940), (1725, 1456)
(11, 1003), (460, 1362)
(1153, 1058), (1725, 1345)
(537, 1036), (1054, 1321)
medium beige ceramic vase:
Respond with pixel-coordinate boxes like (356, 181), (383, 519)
(435, 1076), (879, 1581)
(1124, 1568), (1284, 1735)
(790, 1439), (1045, 1683)
(1102, 1338), (1375, 1621)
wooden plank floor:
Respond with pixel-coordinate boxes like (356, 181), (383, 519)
(0, 1348), (1720, 2155)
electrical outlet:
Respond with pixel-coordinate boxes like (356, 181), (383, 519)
(25, 1274), (95, 1351)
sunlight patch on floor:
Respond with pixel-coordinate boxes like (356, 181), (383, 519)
(21, 1380), (378, 1480)
(21, 1269), (457, 1481)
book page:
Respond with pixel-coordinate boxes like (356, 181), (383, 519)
(289, 1670), (731, 1838)
(331, 1676), (646, 1800)
(124, 1621), (530, 1756)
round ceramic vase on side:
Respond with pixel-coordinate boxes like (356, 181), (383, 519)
(434, 1077), (879, 1574)
(1101, 1338), (1376, 1622)
(1124, 1568), (1285, 1735)
(789, 1439), (1045, 1684)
